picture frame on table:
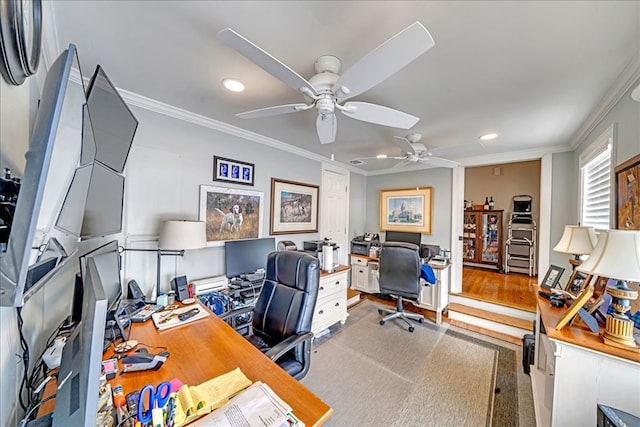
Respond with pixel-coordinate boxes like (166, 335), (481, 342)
(213, 156), (255, 186)
(614, 153), (639, 230)
(270, 178), (319, 235)
(379, 187), (432, 234)
(564, 269), (590, 296)
(555, 285), (594, 330)
(541, 264), (565, 290)
(199, 185), (264, 246)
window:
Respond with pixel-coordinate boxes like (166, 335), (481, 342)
(579, 125), (615, 230)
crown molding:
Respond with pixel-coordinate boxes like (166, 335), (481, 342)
(569, 54), (640, 149)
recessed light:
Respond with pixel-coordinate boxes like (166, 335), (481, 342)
(479, 133), (499, 141)
(376, 154), (388, 159)
(222, 78), (245, 92)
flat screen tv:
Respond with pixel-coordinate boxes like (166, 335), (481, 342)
(79, 240), (122, 314)
(0, 44), (86, 307)
(224, 238), (275, 279)
(53, 257), (107, 427)
(385, 231), (422, 246)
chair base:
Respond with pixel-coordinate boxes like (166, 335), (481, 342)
(378, 296), (424, 332)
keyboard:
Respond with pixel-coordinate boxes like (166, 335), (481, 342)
(128, 304), (162, 323)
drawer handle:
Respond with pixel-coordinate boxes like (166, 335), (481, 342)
(319, 310), (324, 315)
(334, 302), (340, 307)
(335, 281), (340, 285)
(319, 286), (324, 291)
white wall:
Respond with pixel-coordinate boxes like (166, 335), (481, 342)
(365, 168), (454, 251)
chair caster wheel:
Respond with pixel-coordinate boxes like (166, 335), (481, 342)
(378, 309), (384, 315)
(418, 318), (424, 324)
(379, 320), (385, 325)
(408, 326), (415, 333)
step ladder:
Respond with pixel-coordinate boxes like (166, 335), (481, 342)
(505, 213), (537, 276)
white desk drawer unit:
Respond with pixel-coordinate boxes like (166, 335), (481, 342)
(311, 267), (350, 336)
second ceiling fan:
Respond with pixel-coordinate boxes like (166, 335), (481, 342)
(218, 22), (435, 144)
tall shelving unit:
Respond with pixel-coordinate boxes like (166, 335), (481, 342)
(505, 213), (537, 276)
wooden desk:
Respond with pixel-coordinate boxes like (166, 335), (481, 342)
(42, 303), (333, 426)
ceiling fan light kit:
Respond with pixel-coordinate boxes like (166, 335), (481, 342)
(218, 22), (435, 144)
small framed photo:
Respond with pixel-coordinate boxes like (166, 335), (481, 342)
(555, 285), (594, 330)
(564, 270), (590, 295)
(213, 156), (254, 186)
(541, 264), (565, 290)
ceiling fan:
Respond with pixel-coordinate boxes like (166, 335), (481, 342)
(218, 22), (435, 144)
(352, 133), (461, 169)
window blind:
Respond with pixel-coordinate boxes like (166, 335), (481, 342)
(581, 146), (611, 230)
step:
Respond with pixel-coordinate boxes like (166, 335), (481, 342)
(447, 302), (534, 344)
(346, 288), (362, 307)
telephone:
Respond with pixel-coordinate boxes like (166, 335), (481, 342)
(127, 280), (145, 300)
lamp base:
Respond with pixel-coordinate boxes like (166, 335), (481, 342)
(601, 315), (639, 352)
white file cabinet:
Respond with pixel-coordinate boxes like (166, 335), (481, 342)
(413, 263), (450, 325)
(350, 255), (380, 293)
(311, 266), (350, 336)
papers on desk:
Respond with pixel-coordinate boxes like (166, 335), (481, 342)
(151, 303), (209, 330)
(192, 381), (304, 427)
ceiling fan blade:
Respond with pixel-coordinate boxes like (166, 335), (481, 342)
(392, 159), (412, 169)
(419, 156), (460, 168)
(218, 28), (317, 96)
(316, 113), (337, 144)
(236, 103), (311, 119)
(341, 101), (419, 129)
(333, 22), (435, 102)
(393, 136), (418, 155)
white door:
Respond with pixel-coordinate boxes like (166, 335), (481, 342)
(321, 163), (349, 266)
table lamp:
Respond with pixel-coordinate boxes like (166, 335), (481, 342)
(553, 225), (598, 270)
(155, 220), (206, 299)
(576, 230), (640, 352)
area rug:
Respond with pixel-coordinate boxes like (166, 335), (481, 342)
(302, 300), (529, 427)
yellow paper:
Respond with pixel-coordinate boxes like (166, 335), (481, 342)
(172, 367), (252, 427)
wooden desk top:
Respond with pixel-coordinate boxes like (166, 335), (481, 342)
(42, 303), (333, 425)
(536, 286), (639, 364)
(349, 253), (451, 270)
(320, 264), (350, 276)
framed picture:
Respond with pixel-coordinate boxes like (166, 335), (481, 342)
(541, 264), (565, 290)
(614, 153), (639, 230)
(564, 269), (590, 296)
(199, 185), (264, 246)
(555, 285), (594, 330)
(213, 156), (255, 186)
(379, 187), (432, 234)
(270, 178), (319, 235)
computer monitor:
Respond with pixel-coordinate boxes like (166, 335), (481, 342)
(79, 240), (122, 314)
(224, 238), (275, 279)
(53, 257), (107, 426)
(385, 231), (422, 246)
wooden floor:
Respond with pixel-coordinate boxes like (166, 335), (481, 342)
(359, 266), (539, 323)
(461, 266), (538, 312)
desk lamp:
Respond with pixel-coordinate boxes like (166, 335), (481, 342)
(577, 230), (640, 352)
(553, 225), (598, 270)
(155, 220), (206, 300)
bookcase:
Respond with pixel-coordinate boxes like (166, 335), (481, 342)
(462, 210), (503, 270)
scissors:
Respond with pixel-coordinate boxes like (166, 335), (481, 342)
(137, 381), (171, 424)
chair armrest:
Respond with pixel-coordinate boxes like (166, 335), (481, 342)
(264, 332), (313, 362)
(218, 305), (254, 322)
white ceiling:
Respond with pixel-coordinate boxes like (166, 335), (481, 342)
(49, 1), (639, 172)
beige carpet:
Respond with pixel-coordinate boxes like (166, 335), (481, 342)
(302, 300), (535, 427)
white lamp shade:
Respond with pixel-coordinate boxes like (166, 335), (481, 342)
(159, 220), (206, 250)
(553, 225), (598, 255)
(576, 230), (640, 283)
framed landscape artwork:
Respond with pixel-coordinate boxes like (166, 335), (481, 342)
(270, 178), (319, 235)
(379, 187), (432, 234)
(199, 185), (263, 246)
(615, 153), (639, 230)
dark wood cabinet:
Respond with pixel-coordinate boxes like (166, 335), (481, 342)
(462, 210), (503, 270)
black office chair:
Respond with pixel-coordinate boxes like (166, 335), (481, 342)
(377, 242), (425, 332)
(221, 251), (320, 380)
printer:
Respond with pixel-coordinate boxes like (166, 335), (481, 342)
(350, 233), (380, 256)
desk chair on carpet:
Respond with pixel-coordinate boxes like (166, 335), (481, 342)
(378, 242), (425, 332)
(221, 251), (320, 380)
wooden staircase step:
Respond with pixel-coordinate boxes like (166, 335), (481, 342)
(448, 302), (534, 331)
(346, 288), (362, 307)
